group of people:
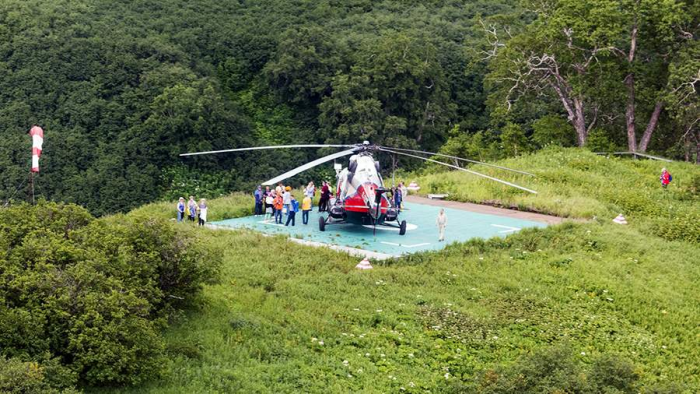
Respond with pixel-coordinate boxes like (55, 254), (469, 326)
(176, 196), (208, 226)
(253, 181), (334, 227)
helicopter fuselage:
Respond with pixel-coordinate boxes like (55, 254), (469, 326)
(334, 153), (393, 223)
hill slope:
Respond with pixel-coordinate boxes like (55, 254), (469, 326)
(106, 150), (699, 393)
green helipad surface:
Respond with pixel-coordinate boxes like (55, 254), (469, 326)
(211, 201), (548, 258)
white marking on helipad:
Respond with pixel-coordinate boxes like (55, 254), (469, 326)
(258, 220), (285, 227)
(362, 223), (418, 232)
(491, 224), (521, 233)
(381, 242), (431, 248)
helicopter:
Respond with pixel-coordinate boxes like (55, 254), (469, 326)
(180, 141), (537, 236)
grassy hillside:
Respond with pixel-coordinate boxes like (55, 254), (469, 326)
(413, 148), (699, 242)
(105, 150), (698, 393)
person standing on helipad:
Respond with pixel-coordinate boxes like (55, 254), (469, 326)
(286, 195), (299, 227)
(264, 192), (274, 222)
(301, 194), (312, 225)
(254, 185), (263, 216)
(274, 192), (284, 224)
(283, 186), (292, 218)
(436, 208), (447, 242)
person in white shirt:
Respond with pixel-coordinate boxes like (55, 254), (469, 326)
(282, 186), (292, 217)
(436, 208), (447, 242)
(198, 199), (208, 226)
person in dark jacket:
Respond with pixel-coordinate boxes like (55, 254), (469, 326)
(393, 186), (402, 212)
(254, 185), (263, 215)
(318, 181), (331, 212)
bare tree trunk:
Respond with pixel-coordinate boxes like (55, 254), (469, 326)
(637, 102), (663, 152)
(551, 81), (588, 146)
(625, 73), (637, 152)
(625, 21), (638, 152)
(573, 98), (587, 147)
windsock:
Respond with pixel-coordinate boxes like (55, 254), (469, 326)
(30, 126), (44, 173)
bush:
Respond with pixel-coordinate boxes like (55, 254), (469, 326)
(500, 122), (531, 157)
(649, 211), (700, 243)
(438, 129), (502, 162)
(0, 202), (221, 389)
(454, 346), (639, 393)
(0, 356), (79, 394)
(531, 115), (577, 148)
(586, 128), (618, 153)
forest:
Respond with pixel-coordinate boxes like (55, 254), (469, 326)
(0, 0), (697, 215)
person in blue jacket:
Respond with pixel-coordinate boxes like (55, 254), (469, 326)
(285, 195), (299, 226)
(176, 197), (185, 222)
(254, 185), (263, 216)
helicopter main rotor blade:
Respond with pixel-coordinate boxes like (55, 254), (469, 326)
(180, 144), (355, 157)
(262, 148), (357, 186)
(378, 146), (534, 176)
(379, 148), (538, 194)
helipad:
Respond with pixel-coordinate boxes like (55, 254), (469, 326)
(210, 197), (555, 259)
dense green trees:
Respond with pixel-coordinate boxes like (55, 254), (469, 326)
(0, 202), (220, 390)
(485, 0), (698, 154)
(0, 0), (518, 214)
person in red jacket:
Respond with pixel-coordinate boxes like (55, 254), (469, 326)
(660, 168), (672, 189)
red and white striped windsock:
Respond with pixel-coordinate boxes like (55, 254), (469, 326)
(30, 125), (44, 173)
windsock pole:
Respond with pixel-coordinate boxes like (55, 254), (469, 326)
(29, 172), (34, 204)
(29, 125), (44, 204)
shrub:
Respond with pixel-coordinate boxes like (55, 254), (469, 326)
(438, 130), (502, 162)
(0, 202), (220, 389)
(454, 346), (639, 393)
(500, 122), (531, 157)
(649, 211), (700, 243)
(531, 115), (576, 148)
(586, 128), (618, 153)
(0, 356), (79, 394)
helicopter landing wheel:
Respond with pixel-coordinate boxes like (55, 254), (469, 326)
(319, 216), (326, 232)
(399, 220), (407, 235)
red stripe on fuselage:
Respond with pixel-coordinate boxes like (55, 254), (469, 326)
(343, 183), (390, 213)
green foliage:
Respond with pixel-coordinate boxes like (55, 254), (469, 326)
(459, 347), (639, 393)
(586, 128), (618, 153)
(160, 166), (237, 202)
(486, 0), (697, 153)
(531, 115), (577, 148)
(0, 356), (78, 394)
(0, 202), (221, 389)
(438, 129), (502, 163)
(649, 211), (700, 243)
(500, 122), (531, 156)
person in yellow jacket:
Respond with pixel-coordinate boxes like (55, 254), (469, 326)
(301, 195), (312, 225)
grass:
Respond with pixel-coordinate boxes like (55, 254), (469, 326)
(413, 147), (698, 218)
(102, 149), (699, 393)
